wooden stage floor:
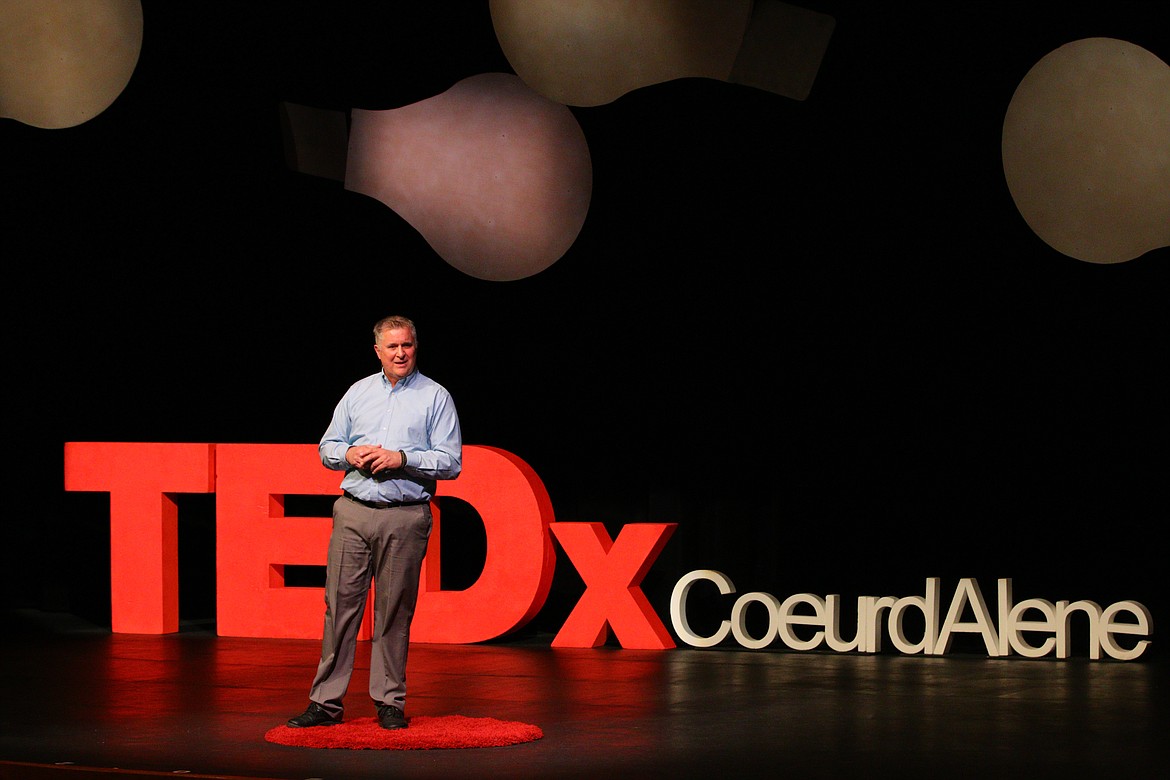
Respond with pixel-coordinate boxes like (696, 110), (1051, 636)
(1, 610), (1166, 779)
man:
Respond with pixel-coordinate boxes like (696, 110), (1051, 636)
(288, 315), (462, 730)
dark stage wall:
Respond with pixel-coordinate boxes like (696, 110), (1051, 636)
(5, 2), (1167, 655)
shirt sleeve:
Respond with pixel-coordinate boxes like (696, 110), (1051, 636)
(318, 393), (353, 472)
(405, 388), (462, 480)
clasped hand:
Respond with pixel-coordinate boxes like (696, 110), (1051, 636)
(348, 445), (404, 474)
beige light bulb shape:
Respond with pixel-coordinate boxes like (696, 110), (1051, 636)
(489, 0), (835, 106)
(312, 72), (593, 282)
(1002, 38), (1170, 264)
(0, 0), (143, 129)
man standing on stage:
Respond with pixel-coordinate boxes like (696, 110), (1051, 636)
(288, 315), (462, 730)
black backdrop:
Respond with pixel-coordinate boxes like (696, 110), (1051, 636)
(5, 2), (1167, 653)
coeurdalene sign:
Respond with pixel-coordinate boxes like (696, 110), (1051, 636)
(670, 571), (1152, 661)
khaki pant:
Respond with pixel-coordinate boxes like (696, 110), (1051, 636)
(307, 496), (432, 717)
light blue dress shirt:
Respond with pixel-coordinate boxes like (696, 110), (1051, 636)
(319, 369), (462, 503)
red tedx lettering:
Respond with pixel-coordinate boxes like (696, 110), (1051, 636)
(63, 442), (675, 649)
(215, 444), (347, 638)
(63, 442), (216, 634)
(548, 522), (678, 649)
(420, 445), (557, 642)
(215, 444), (558, 642)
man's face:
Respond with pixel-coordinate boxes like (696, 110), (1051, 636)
(374, 327), (417, 383)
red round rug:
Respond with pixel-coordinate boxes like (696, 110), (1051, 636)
(265, 715), (543, 750)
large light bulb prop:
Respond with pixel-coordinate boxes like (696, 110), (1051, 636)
(0, 0), (143, 129)
(489, 0), (835, 106)
(1002, 37), (1170, 264)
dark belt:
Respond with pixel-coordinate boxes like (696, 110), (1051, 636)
(343, 491), (429, 510)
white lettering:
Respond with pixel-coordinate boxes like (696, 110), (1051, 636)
(670, 569), (734, 648)
(731, 592), (781, 649)
(935, 578), (1000, 656)
(887, 578), (939, 655)
(1005, 598), (1058, 658)
(862, 596), (896, 653)
(1055, 600), (1103, 660)
(1100, 601), (1153, 661)
(777, 594), (826, 651)
(824, 595), (864, 652)
(670, 572), (1152, 661)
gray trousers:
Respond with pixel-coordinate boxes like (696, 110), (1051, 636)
(307, 496), (432, 717)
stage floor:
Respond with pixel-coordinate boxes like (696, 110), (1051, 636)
(1, 610), (1166, 780)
